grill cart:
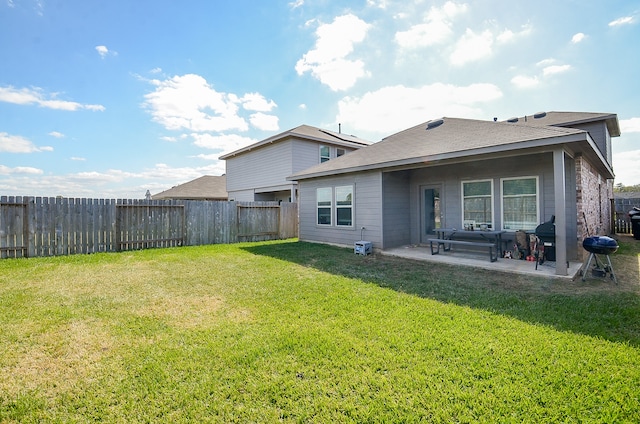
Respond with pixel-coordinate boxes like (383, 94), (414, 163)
(578, 236), (619, 284)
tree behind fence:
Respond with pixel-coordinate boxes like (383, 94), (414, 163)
(0, 196), (297, 258)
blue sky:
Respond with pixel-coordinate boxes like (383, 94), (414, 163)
(1, 0), (639, 198)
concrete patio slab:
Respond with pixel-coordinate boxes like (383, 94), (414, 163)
(381, 245), (584, 280)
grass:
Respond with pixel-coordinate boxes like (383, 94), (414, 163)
(0, 237), (639, 423)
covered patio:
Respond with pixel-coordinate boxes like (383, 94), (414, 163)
(382, 244), (584, 280)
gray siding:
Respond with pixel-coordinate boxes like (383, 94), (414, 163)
(299, 152), (581, 260)
(291, 139), (322, 173)
(298, 171), (383, 249)
(225, 140), (295, 192)
(382, 171), (411, 248)
(406, 153), (567, 245)
(571, 122), (611, 165)
(225, 138), (361, 202)
(227, 189), (256, 202)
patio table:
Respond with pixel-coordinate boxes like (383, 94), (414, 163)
(434, 228), (506, 256)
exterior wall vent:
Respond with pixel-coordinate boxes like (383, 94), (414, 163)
(533, 111), (547, 119)
(507, 117), (519, 123)
(426, 118), (444, 130)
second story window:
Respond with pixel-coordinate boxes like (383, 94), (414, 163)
(320, 145), (330, 163)
(337, 148), (346, 157)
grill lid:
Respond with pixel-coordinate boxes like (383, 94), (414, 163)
(582, 236), (618, 255)
(535, 215), (555, 239)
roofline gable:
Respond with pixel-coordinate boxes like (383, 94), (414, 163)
(219, 124), (372, 160)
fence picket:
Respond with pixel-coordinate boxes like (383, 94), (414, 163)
(0, 198), (297, 258)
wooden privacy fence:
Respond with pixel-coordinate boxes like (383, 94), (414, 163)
(0, 196), (297, 258)
(614, 211), (633, 235)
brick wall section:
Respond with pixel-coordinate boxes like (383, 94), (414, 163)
(575, 154), (614, 260)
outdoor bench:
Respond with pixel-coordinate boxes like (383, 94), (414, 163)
(427, 238), (498, 262)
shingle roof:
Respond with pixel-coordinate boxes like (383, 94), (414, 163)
(289, 117), (588, 180)
(219, 124), (372, 159)
(504, 111), (621, 137)
(152, 175), (227, 200)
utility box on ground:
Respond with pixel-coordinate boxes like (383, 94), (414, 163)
(354, 241), (372, 255)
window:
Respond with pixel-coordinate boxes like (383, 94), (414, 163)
(320, 145), (330, 163)
(335, 185), (353, 226)
(502, 177), (538, 230)
(337, 148), (346, 157)
(317, 187), (332, 225)
(462, 180), (493, 229)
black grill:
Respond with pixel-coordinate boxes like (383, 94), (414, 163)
(534, 215), (555, 262)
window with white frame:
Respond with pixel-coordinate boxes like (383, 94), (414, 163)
(317, 187), (332, 225)
(335, 185), (353, 226)
(319, 145), (330, 163)
(337, 148), (346, 157)
(501, 177), (538, 230)
(462, 180), (493, 229)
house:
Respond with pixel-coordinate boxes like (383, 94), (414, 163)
(152, 175), (228, 200)
(614, 191), (640, 215)
(288, 111), (620, 276)
(219, 124), (372, 202)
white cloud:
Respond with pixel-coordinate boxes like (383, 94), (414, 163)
(0, 86), (105, 111)
(299, 103), (307, 110)
(289, 0), (303, 9)
(511, 75), (539, 89)
(620, 117), (640, 133)
(609, 16), (634, 27)
(450, 28), (494, 66)
(395, 1), (467, 49)
(512, 60), (570, 89)
(536, 58), (555, 67)
(190, 133), (257, 156)
(249, 113), (279, 131)
(0, 165), (43, 175)
(542, 64), (571, 76)
(70, 157), (86, 161)
(613, 150), (640, 186)
(496, 24), (531, 44)
(95, 45), (109, 58)
(48, 131), (64, 138)
(0, 163), (227, 198)
(295, 14), (371, 91)
(192, 153), (221, 160)
(571, 33), (586, 43)
(144, 74), (254, 132)
(95, 45), (117, 58)
(241, 93), (277, 112)
(0, 132), (52, 153)
(336, 82), (502, 136)
(367, 0), (388, 9)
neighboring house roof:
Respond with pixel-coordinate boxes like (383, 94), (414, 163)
(504, 111), (621, 137)
(219, 124), (373, 160)
(614, 191), (640, 199)
(289, 116), (599, 180)
(152, 175), (228, 200)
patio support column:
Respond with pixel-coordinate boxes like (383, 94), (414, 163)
(290, 185), (297, 203)
(553, 149), (568, 276)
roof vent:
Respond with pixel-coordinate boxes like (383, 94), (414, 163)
(507, 117), (519, 123)
(533, 111), (547, 119)
(426, 118), (444, 130)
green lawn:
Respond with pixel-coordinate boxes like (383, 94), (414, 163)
(1, 238), (639, 422)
